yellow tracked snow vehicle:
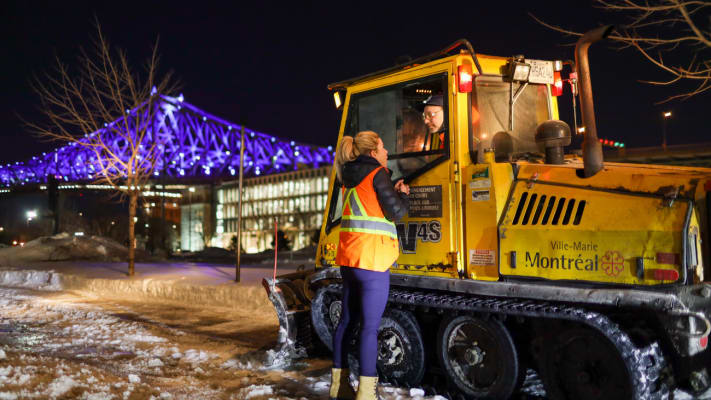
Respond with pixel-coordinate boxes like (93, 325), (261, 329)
(263, 26), (711, 399)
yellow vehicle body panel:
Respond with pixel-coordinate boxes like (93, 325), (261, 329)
(462, 152), (514, 280)
(499, 179), (689, 285)
(515, 160), (711, 200)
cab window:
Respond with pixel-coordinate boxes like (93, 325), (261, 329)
(326, 73), (449, 231)
(344, 73), (448, 182)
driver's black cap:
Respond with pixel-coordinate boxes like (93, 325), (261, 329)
(423, 94), (443, 107)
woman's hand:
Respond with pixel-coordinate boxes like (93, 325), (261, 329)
(394, 179), (410, 196)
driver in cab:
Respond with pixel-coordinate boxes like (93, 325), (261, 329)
(422, 94), (445, 151)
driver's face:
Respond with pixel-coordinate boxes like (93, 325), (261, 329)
(423, 105), (444, 133)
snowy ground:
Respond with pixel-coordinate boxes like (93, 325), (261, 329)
(0, 266), (708, 399)
(0, 285), (314, 399)
(0, 268), (451, 400)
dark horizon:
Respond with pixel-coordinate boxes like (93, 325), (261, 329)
(2, 1), (709, 165)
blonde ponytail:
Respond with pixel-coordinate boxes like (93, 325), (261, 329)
(335, 131), (380, 181)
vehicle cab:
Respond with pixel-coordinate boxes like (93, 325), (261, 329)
(316, 42), (565, 281)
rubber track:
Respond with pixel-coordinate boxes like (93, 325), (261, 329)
(386, 287), (671, 400)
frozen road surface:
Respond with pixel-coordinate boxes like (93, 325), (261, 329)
(0, 286), (334, 399)
(0, 274), (706, 399)
(0, 284), (460, 400)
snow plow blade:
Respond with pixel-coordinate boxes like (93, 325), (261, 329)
(262, 269), (315, 359)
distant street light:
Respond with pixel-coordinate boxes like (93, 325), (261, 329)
(577, 126), (586, 134)
(26, 210), (37, 226)
(662, 111), (672, 149)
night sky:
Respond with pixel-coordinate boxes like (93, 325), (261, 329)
(2, 1), (709, 165)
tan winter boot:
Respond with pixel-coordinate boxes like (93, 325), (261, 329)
(329, 368), (356, 400)
(355, 376), (379, 400)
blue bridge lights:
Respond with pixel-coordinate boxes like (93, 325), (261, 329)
(0, 95), (334, 187)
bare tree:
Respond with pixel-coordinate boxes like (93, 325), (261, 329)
(533, 0), (711, 102)
(27, 23), (178, 275)
(198, 213), (214, 249)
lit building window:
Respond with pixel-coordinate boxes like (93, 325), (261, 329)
(213, 167), (331, 252)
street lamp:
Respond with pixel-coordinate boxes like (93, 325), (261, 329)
(662, 111), (672, 149)
(26, 210), (37, 227)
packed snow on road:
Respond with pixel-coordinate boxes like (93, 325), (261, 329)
(0, 269), (454, 400)
(0, 262), (706, 399)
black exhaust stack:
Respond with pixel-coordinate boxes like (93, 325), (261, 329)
(576, 25), (615, 177)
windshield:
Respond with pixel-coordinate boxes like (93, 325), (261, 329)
(472, 77), (551, 162)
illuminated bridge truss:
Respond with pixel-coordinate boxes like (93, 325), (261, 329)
(0, 95), (334, 187)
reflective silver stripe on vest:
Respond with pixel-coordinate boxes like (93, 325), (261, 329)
(347, 191), (363, 216)
(341, 218), (397, 236)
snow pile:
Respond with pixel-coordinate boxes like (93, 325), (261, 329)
(0, 358), (119, 399)
(0, 267), (275, 314)
(182, 349), (212, 364)
(222, 349), (295, 371)
(0, 232), (133, 265)
(47, 376), (79, 398)
(0, 269), (62, 291)
(72, 277), (274, 310)
(237, 384), (274, 399)
(0, 365), (32, 387)
(222, 327), (306, 371)
(410, 388), (426, 397)
(147, 358), (164, 367)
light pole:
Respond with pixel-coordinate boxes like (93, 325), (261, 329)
(662, 111), (672, 150)
(188, 187), (195, 251)
(236, 125), (245, 283)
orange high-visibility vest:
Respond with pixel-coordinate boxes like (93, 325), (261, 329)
(336, 167), (399, 272)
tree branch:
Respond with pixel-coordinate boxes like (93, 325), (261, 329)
(531, 0), (711, 102)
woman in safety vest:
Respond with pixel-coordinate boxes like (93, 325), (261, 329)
(329, 131), (409, 400)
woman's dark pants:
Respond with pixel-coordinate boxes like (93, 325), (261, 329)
(332, 266), (390, 377)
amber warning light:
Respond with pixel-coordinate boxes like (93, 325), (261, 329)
(333, 92), (343, 109)
(458, 64), (473, 93)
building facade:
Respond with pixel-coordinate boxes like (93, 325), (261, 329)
(214, 166), (331, 253)
(179, 185), (214, 252)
